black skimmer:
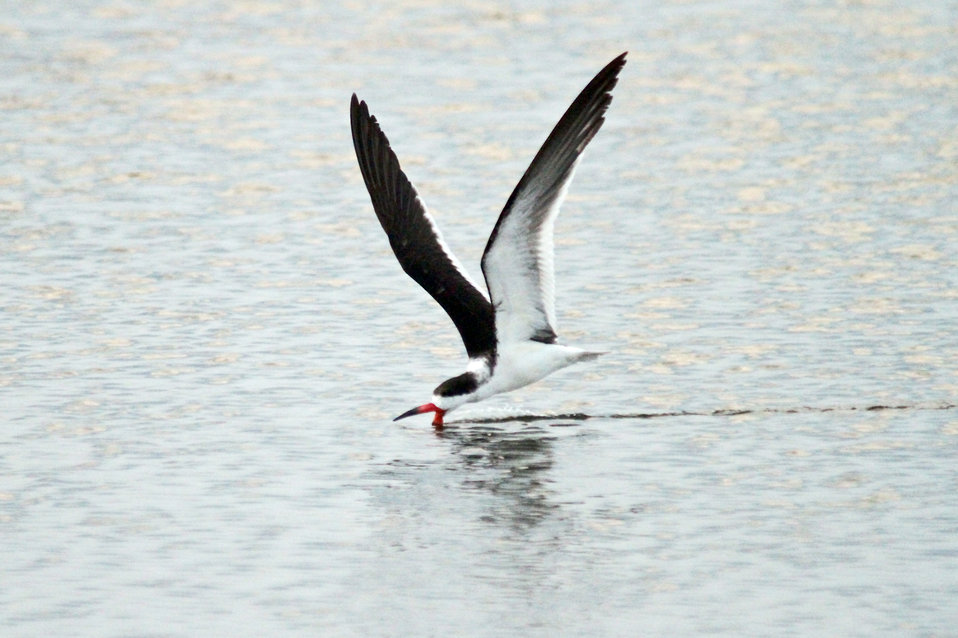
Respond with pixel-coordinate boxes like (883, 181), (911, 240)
(350, 52), (626, 427)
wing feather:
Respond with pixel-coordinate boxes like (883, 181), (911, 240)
(480, 53), (627, 344)
(350, 95), (496, 358)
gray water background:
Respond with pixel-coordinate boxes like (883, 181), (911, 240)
(2, 1), (957, 635)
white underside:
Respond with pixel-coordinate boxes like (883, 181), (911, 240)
(433, 342), (602, 412)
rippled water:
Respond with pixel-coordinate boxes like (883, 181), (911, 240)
(3, 1), (957, 636)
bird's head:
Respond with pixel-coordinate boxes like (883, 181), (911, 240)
(393, 371), (481, 428)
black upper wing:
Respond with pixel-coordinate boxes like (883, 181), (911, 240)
(350, 94), (496, 359)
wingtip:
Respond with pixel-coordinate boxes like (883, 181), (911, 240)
(350, 92), (364, 115)
(605, 51), (628, 77)
(595, 52), (628, 104)
(350, 93), (376, 137)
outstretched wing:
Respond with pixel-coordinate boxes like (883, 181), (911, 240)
(480, 53), (626, 345)
(350, 94), (496, 358)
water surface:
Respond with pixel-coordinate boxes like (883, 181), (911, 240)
(2, 1), (957, 635)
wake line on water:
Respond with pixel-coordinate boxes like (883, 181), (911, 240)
(458, 402), (957, 425)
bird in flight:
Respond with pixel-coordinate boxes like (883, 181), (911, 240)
(350, 52), (626, 427)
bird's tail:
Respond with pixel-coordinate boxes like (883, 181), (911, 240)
(576, 350), (607, 363)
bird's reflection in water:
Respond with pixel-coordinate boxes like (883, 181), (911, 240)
(436, 423), (568, 531)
